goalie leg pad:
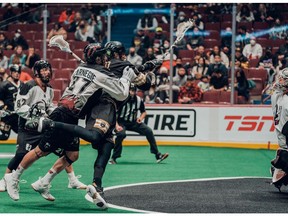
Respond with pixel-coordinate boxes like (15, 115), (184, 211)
(271, 149), (288, 173)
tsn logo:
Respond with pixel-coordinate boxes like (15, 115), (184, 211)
(224, 116), (275, 132)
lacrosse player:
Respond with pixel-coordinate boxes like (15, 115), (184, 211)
(270, 68), (288, 191)
(0, 60), (86, 193)
(5, 44), (135, 210)
(0, 64), (23, 140)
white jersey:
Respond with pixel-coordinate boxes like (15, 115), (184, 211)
(14, 80), (55, 120)
(60, 64), (130, 117)
(271, 90), (288, 148)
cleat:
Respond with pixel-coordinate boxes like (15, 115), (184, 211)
(0, 178), (6, 192)
(86, 185), (108, 210)
(108, 159), (117, 165)
(156, 153), (169, 163)
(4, 172), (19, 201)
(68, 175), (87, 189)
(25, 117), (55, 132)
(31, 177), (55, 201)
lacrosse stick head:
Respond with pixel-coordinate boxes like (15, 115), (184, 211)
(175, 19), (194, 43)
(49, 35), (72, 53)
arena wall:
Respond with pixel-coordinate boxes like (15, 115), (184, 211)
(0, 104), (277, 150)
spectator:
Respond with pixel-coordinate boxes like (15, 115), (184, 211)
(32, 6), (50, 24)
(269, 18), (287, 40)
(0, 67), (8, 82)
(173, 66), (187, 87)
(220, 3), (232, 14)
(173, 58), (184, 77)
(9, 29), (29, 50)
(276, 36), (288, 60)
(132, 29), (150, 48)
(58, 8), (75, 26)
(0, 49), (9, 69)
(157, 40), (177, 69)
(234, 63), (250, 102)
(0, 33), (11, 50)
(235, 25), (250, 49)
(197, 75), (210, 92)
(209, 70), (229, 91)
(206, 54), (228, 78)
(186, 27), (204, 50)
(136, 11), (158, 32)
(242, 36), (263, 59)
(25, 47), (41, 69)
(10, 57), (32, 83)
(142, 47), (156, 64)
(208, 45), (229, 68)
(67, 11), (82, 33)
(155, 66), (170, 103)
(175, 11), (188, 28)
(126, 47), (143, 66)
(89, 14), (103, 42)
(221, 27), (232, 50)
(151, 27), (166, 50)
(79, 4), (92, 21)
(236, 4), (255, 22)
(47, 22), (67, 41)
(205, 3), (221, 22)
(192, 13), (205, 31)
(254, 3), (268, 22)
(178, 75), (202, 104)
(74, 19), (94, 42)
(1, 4), (17, 30)
(191, 57), (208, 79)
(235, 47), (249, 69)
(258, 47), (277, 84)
(9, 45), (26, 67)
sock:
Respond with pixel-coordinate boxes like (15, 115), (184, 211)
(41, 168), (58, 185)
(67, 171), (76, 181)
(12, 165), (25, 179)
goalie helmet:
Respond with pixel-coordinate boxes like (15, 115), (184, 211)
(275, 68), (288, 91)
(33, 60), (52, 84)
(83, 43), (106, 64)
(104, 41), (126, 59)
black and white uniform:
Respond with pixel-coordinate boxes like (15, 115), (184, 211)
(0, 78), (23, 140)
(37, 63), (130, 154)
(272, 89), (288, 149)
(8, 80), (55, 171)
(111, 94), (160, 161)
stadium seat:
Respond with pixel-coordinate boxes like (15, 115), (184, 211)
(8, 24), (28, 32)
(253, 22), (269, 30)
(237, 22), (253, 31)
(256, 38), (270, 48)
(205, 22), (220, 31)
(201, 90), (220, 104)
(50, 51), (69, 60)
(221, 21), (232, 30)
(248, 58), (260, 68)
(53, 89), (62, 102)
(221, 14), (232, 22)
(158, 23), (170, 32)
(72, 41), (89, 50)
(204, 39), (221, 48)
(219, 91), (238, 104)
(54, 68), (73, 80)
(206, 30), (220, 40)
(178, 50), (194, 64)
(248, 68), (268, 84)
(21, 31), (35, 41)
(272, 39), (285, 48)
(26, 24), (42, 31)
(50, 78), (69, 94)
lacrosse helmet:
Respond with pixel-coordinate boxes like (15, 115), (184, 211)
(105, 41), (126, 59)
(83, 43), (106, 64)
(275, 68), (288, 91)
(33, 60), (52, 83)
(9, 64), (21, 82)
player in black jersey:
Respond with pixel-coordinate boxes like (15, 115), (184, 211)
(25, 41), (163, 205)
(5, 44), (135, 208)
(1, 60), (86, 196)
(0, 64), (23, 140)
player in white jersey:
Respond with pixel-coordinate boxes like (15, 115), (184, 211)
(0, 60), (86, 193)
(270, 67), (288, 191)
(4, 44), (135, 208)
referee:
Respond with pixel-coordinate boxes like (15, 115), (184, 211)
(109, 84), (169, 164)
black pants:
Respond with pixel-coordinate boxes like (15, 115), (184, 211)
(112, 120), (159, 160)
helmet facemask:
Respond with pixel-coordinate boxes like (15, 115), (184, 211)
(275, 68), (288, 92)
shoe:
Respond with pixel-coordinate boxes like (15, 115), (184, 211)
(156, 153), (169, 163)
(68, 175), (87, 189)
(4, 172), (19, 201)
(31, 177), (55, 201)
(86, 184), (108, 210)
(108, 159), (117, 165)
(25, 117), (55, 132)
(164, 98), (170, 104)
(155, 97), (163, 104)
(0, 178), (6, 192)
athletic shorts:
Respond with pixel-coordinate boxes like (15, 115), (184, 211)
(38, 106), (80, 153)
(86, 98), (116, 146)
(1, 113), (19, 133)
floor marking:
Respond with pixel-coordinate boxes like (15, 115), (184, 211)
(104, 176), (271, 213)
(0, 153), (14, 159)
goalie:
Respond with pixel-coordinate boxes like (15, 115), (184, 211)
(270, 68), (288, 191)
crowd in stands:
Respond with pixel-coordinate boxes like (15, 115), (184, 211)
(0, 3), (288, 105)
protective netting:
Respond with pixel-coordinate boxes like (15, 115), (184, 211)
(48, 35), (72, 53)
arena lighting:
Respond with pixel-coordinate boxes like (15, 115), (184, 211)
(104, 8), (171, 15)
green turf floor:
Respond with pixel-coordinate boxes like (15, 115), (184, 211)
(0, 144), (275, 213)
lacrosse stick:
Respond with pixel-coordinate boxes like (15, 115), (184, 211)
(159, 19), (195, 60)
(48, 35), (85, 63)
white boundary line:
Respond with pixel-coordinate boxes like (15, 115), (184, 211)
(0, 153), (14, 159)
(101, 176), (271, 213)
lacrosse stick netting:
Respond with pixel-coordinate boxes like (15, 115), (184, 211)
(161, 19), (194, 60)
(48, 35), (85, 63)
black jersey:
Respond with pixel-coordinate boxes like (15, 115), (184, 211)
(0, 78), (23, 111)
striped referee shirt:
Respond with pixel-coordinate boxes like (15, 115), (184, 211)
(117, 95), (145, 122)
